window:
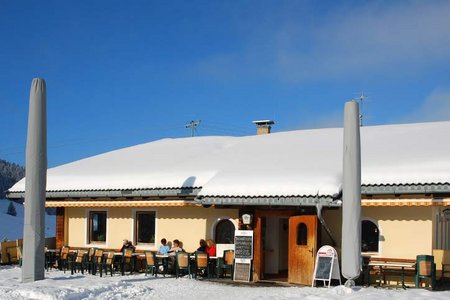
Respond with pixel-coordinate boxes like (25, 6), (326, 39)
(215, 219), (235, 244)
(135, 211), (156, 244)
(297, 223), (307, 245)
(361, 220), (379, 252)
(89, 211), (107, 243)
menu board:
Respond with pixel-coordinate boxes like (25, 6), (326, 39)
(314, 256), (333, 280)
(234, 236), (253, 259)
(233, 230), (253, 282)
(234, 230), (253, 259)
(311, 245), (341, 287)
(234, 261), (251, 282)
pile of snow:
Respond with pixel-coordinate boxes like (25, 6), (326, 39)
(0, 266), (448, 300)
(0, 199), (55, 241)
(8, 121), (450, 198)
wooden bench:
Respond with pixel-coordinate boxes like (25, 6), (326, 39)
(365, 257), (416, 288)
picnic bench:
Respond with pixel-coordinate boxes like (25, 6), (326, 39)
(365, 257), (416, 289)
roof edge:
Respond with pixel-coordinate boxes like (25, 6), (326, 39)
(196, 195), (340, 207)
(6, 187), (202, 199)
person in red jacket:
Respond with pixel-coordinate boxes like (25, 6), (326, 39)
(206, 239), (216, 257)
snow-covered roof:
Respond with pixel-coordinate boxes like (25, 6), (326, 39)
(8, 121), (450, 198)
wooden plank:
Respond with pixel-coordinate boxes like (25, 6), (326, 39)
(255, 209), (298, 218)
(369, 257), (416, 264)
(252, 216), (262, 281)
(56, 207), (65, 249)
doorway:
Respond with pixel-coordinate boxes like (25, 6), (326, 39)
(263, 217), (289, 281)
(253, 211), (318, 284)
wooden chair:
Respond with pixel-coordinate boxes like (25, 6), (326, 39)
(91, 249), (104, 275)
(44, 247), (50, 270)
(85, 247), (97, 274)
(415, 255), (436, 290)
(121, 248), (134, 275)
(16, 246), (23, 267)
(193, 252), (210, 279)
(59, 246), (70, 273)
(70, 249), (87, 275)
(45, 248), (58, 271)
(99, 252), (116, 277)
(175, 252), (191, 279)
(144, 251), (157, 277)
(432, 249), (450, 283)
(217, 250), (234, 278)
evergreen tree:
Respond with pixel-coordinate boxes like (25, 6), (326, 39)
(0, 159), (25, 198)
(6, 201), (17, 216)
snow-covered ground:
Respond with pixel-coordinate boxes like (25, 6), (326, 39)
(0, 266), (448, 300)
(0, 199), (55, 241)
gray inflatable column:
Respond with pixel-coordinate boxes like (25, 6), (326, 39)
(22, 78), (47, 283)
(341, 101), (361, 286)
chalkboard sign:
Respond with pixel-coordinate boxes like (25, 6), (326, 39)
(314, 256), (333, 280)
(312, 245), (341, 288)
(234, 261), (251, 282)
(233, 230), (253, 282)
(235, 236), (253, 259)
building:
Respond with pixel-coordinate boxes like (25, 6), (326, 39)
(7, 120), (450, 284)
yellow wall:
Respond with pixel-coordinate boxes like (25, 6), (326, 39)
(66, 207), (85, 247)
(322, 206), (433, 259)
(65, 206), (238, 252)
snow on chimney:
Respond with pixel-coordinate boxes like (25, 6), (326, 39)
(252, 120), (274, 135)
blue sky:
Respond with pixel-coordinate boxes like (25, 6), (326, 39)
(1, 0), (450, 167)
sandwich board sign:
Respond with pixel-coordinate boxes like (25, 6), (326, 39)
(233, 230), (253, 282)
(312, 245), (341, 288)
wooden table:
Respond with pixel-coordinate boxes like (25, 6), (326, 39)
(114, 252), (144, 257)
(155, 254), (170, 276)
(369, 261), (416, 289)
(113, 252), (144, 274)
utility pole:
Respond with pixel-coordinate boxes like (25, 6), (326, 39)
(357, 92), (366, 127)
(185, 120), (201, 137)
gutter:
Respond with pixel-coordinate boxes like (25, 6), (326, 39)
(196, 195), (341, 207)
(315, 201), (338, 247)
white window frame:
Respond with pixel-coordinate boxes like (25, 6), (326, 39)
(132, 208), (157, 250)
(361, 217), (382, 257)
(86, 208), (109, 248)
(211, 217), (238, 243)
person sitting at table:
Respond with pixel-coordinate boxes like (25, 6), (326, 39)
(158, 238), (170, 254)
(197, 239), (207, 252)
(167, 239), (184, 273)
(120, 239), (135, 252)
(206, 239), (216, 257)
(168, 239), (184, 256)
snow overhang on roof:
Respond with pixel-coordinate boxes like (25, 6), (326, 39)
(6, 187), (202, 199)
(7, 121), (450, 206)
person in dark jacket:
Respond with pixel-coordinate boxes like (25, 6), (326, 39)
(120, 239), (135, 252)
(197, 239), (207, 252)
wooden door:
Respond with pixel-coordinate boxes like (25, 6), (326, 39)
(288, 215), (317, 285)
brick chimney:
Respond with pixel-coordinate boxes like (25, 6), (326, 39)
(252, 120), (274, 135)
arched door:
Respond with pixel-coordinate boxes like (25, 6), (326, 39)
(215, 219), (235, 244)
